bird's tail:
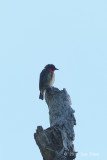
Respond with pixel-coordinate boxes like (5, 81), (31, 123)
(39, 92), (44, 100)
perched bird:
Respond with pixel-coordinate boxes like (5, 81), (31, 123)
(39, 64), (59, 100)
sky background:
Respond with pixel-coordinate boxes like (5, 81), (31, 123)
(0, 0), (107, 160)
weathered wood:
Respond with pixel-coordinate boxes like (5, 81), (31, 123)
(34, 87), (77, 160)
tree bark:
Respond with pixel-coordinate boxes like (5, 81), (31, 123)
(34, 87), (77, 160)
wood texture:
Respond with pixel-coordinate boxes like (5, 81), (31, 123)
(34, 87), (77, 160)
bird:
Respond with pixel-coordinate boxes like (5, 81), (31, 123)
(39, 64), (59, 100)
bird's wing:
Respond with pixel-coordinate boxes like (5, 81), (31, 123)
(39, 69), (49, 90)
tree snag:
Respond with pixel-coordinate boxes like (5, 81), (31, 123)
(34, 87), (77, 160)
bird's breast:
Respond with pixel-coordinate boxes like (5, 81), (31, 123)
(47, 72), (55, 86)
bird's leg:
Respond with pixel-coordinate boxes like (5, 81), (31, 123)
(46, 86), (52, 92)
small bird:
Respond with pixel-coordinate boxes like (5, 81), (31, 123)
(39, 64), (59, 100)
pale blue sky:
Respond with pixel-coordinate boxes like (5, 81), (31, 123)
(0, 0), (107, 160)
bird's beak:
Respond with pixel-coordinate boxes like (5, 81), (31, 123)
(55, 68), (59, 70)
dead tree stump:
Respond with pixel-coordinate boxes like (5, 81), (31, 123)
(34, 87), (77, 160)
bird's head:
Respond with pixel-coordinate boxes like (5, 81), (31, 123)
(45, 64), (59, 72)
